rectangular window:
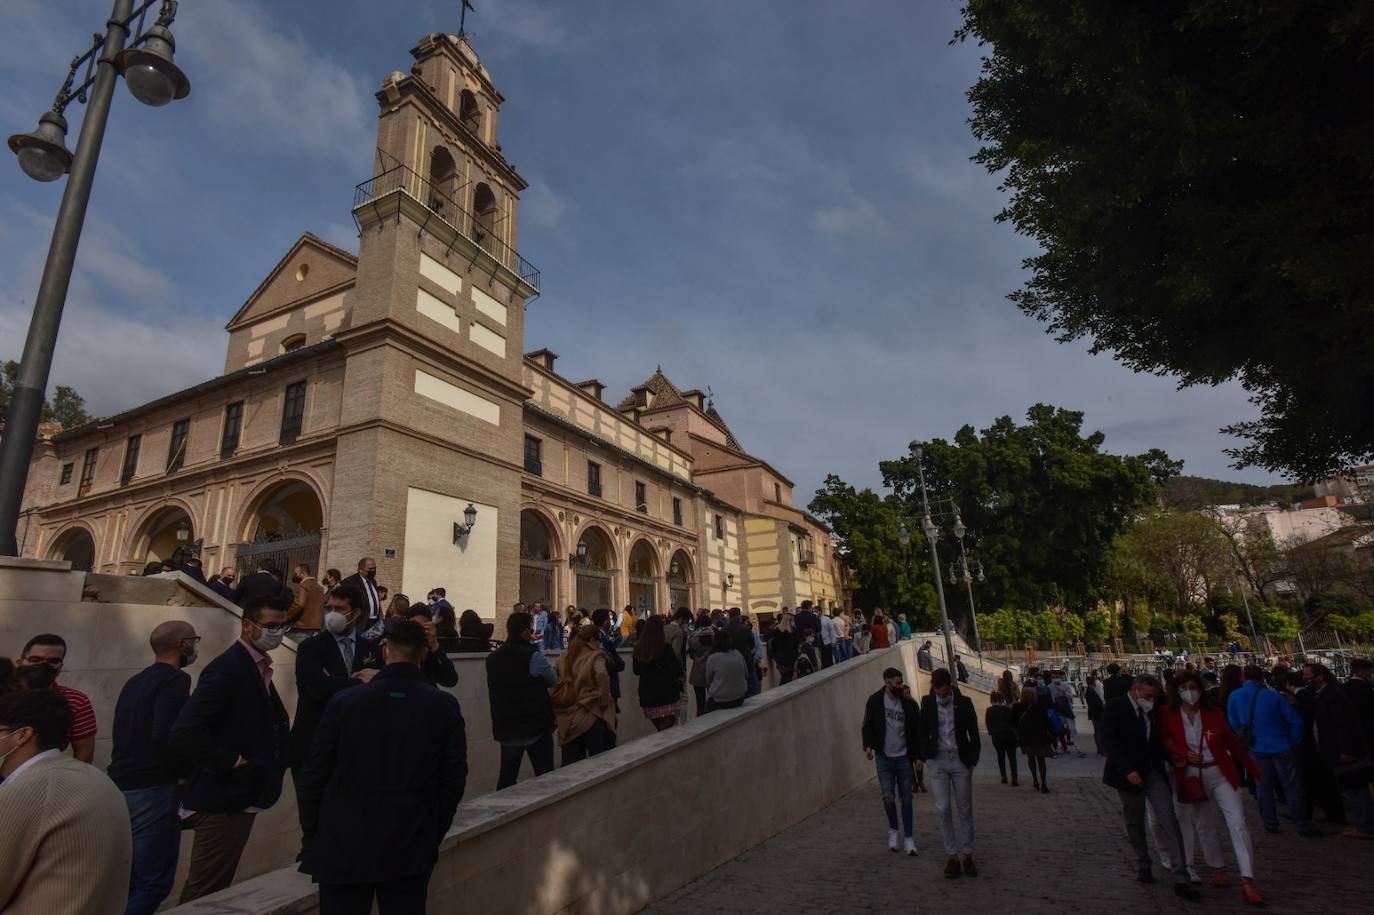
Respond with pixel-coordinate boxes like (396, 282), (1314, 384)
(120, 435), (141, 486)
(587, 460), (601, 497)
(166, 419), (190, 472)
(79, 448), (98, 494)
(59, 463), (73, 485)
(220, 400), (244, 459)
(774, 481), (782, 503)
(673, 497), (683, 526)
(524, 434), (543, 475)
(715, 513), (724, 540)
(279, 381), (306, 445)
(635, 481), (647, 512)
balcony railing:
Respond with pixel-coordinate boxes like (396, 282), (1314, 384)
(353, 162), (541, 293)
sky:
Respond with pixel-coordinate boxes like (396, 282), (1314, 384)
(0, 0), (1283, 506)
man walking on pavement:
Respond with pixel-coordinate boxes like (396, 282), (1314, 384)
(1100, 674), (1200, 900)
(1226, 664), (1318, 837)
(486, 611), (558, 790)
(919, 667), (980, 879)
(861, 667), (921, 856)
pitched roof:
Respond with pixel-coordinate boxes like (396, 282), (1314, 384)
(615, 368), (744, 450)
(224, 232), (358, 331)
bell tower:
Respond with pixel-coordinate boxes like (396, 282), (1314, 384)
(329, 32), (540, 618)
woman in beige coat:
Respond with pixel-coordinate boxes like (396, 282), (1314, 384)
(554, 625), (616, 765)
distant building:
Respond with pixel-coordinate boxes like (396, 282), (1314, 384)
(1313, 464), (1374, 505)
(16, 32), (849, 619)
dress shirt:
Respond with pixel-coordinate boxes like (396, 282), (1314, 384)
(332, 630), (358, 670)
(1181, 708), (1215, 763)
(937, 698), (957, 752)
(1, 748), (61, 787)
(238, 638), (274, 691)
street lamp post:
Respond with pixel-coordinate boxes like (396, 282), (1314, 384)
(896, 446), (959, 681)
(0, 0), (190, 557)
(948, 525), (984, 657)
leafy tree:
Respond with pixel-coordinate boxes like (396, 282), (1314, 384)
(958, 2), (1374, 479)
(880, 404), (1168, 614)
(977, 607), (1036, 645)
(1217, 613), (1244, 644)
(1082, 606), (1113, 644)
(0, 360), (91, 429)
(1109, 508), (1234, 615)
(1181, 614), (1209, 646)
(1254, 605), (1300, 642)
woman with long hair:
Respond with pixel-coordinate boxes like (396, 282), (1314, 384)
(542, 608), (565, 650)
(998, 670), (1017, 706)
(704, 630), (750, 712)
(985, 690), (1019, 786)
(687, 615), (715, 716)
(1161, 670), (1263, 905)
(1013, 686), (1055, 792)
(633, 615), (684, 731)
(554, 625), (616, 764)
(769, 611), (801, 685)
(869, 614), (891, 650)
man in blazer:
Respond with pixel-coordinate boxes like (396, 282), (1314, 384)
(170, 594), (292, 904)
(231, 559), (288, 609)
(861, 667), (922, 855)
(339, 556), (382, 622)
(918, 667), (981, 878)
(298, 620), (467, 911)
(289, 563), (327, 631)
(1102, 662), (1134, 701)
(1100, 674), (1198, 899)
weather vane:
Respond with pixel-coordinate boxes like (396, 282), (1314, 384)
(459, 0), (475, 36)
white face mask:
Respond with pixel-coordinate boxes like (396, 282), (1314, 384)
(180, 646), (198, 667)
(0, 729), (28, 775)
(1179, 688), (1201, 706)
(252, 626), (285, 652)
(1135, 696), (1155, 713)
(324, 610), (352, 635)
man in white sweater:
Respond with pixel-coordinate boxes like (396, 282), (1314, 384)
(0, 688), (131, 914)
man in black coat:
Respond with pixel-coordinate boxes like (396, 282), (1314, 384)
(339, 556), (382, 622)
(918, 668), (981, 879)
(1306, 662), (1374, 835)
(231, 560), (289, 610)
(289, 585), (384, 854)
(860, 666), (921, 855)
(1102, 662), (1134, 701)
(1099, 674), (1197, 898)
(170, 594), (292, 904)
(486, 611), (558, 790)
(299, 620), (467, 912)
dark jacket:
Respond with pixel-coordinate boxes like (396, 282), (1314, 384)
(794, 610), (820, 640)
(209, 579), (235, 601)
(1313, 682), (1365, 766)
(289, 630), (383, 769)
(634, 646), (685, 709)
(918, 694), (981, 768)
(1100, 692), (1166, 791)
(600, 632), (625, 699)
(1013, 699), (1054, 752)
(1102, 673), (1134, 701)
(170, 641), (290, 813)
(231, 569), (289, 609)
(984, 703), (1017, 746)
(339, 572), (382, 619)
(486, 639), (555, 743)
(108, 662), (191, 790)
(768, 629), (800, 669)
(298, 664), (467, 884)
(861, 688), (921, 761)
(1085, 684), (1105, 720)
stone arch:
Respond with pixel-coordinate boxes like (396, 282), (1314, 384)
(570, 522), (617, 612)
(667, 547), (694, 610)
(519, 506), (563, 608)
(428, 144), (460, 208)
(458, 89), (482, 135)
(472, 182), (498, 248)
(127, 498), (200, 567)
(570, 520), (619, 571)
(626, 537), (660, 615)
(234, 473), (328, 543)
(48, 522), (97, 572)
(233, 474), (327, 579)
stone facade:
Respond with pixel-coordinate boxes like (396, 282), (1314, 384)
(16, 32), (848, 619)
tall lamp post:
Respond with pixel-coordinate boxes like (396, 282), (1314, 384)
(947, 518), (985, 657)
(896, 446), (959, 681)
(0, 0), (190, 556)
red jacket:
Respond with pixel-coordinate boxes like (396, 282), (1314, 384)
(1160, 704), (1261, 790)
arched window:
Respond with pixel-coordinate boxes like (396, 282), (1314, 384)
(280, 333), (306, 354)
(472, 182), (497, 249)
(429, 145), (457, 212)
(458, 89), (482, 137)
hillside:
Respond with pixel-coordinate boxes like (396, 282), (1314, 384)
(1162, 475), (1313, 510)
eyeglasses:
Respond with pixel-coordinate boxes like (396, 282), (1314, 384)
(181, 637), (202, 646)
(21, 656), (63, 667)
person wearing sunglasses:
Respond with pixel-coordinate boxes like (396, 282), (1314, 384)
(15, 632), (95, 763)
(169, 594), (292, 904)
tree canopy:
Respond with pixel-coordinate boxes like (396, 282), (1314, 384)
(958, 1), (1374, 480)
(0, 360), (91, 430)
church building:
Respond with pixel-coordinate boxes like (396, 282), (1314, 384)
(16, 33), (849, 620)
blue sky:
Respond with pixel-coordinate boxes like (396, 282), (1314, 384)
(0, 0), (1281, 503)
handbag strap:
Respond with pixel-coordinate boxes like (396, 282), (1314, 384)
(1246, 686), (1261, 730)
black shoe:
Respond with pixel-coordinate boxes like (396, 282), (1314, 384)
(1137, 867), (1154, 884)
(1000, 775), (1007, 784)
(1297, 827), (1325, 837)
(1174, 883), (1201, 901)
(1040, 786), (1050, 794)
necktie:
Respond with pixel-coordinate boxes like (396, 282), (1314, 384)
(1136, 704), (1147, 737)
(341, 638), (354, 671)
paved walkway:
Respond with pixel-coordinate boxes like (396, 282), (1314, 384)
(646, 724), (1368, 914)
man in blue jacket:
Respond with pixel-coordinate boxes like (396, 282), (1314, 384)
(1227, 664), (1318, 836)
(299, 620), (467, 912)
(170, 593), (292, 902)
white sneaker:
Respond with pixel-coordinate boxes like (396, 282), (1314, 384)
(905, 837), (919, 857)
(888, 829), (899, 852)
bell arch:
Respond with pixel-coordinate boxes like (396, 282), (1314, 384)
(233, 476), (326, 579)
(570, 522), (616, 611)
(48, 523), (97, 572)
(627, 537), (660, 615)
(519, 507), (562, 608)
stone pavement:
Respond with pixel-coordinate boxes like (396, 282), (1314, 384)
(645, 723), (1369, 914)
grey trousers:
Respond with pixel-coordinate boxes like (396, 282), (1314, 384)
(1118, 771), (1189, 884)
(179, 810), (257, 903)
(928, 749), (975, 855)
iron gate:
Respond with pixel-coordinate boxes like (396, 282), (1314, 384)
(235, 528), (322, 580)
(576, 570), (611, 610)
(520, 561), (555, 607)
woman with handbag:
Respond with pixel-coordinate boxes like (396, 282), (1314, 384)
(553, 625), (616, 765)
(1161, 670), (1264, 905)
(1013, 686), (1055, 793)
(633, 615), (685, 731)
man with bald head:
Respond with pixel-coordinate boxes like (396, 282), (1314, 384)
(108, 619), (199, 915)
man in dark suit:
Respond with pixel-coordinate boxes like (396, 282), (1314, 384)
(231, 559), (288, 609)
(339, 557), (382, 623)
(209, 567), (236, 601)
(289, 585), (384, 854)
(918, 667), (981, 879)
(1102, 662), (1134, 701)
(298, 620), (467, 912)
(170, 593), (292, 903)
(1099, 674), (1197, 898)
(1306, 662), (1373, 835)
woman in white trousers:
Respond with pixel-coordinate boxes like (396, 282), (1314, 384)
(1160, 670), (1264, 906)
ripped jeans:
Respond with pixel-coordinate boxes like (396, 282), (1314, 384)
(875, 752), (914, 838)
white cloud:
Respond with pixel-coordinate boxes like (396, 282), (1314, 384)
(521, 178), (568, 228)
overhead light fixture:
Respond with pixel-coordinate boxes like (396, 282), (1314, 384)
(8, 112), (73, 182)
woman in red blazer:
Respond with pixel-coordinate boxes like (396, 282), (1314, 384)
(1161, 670), (1264, 905)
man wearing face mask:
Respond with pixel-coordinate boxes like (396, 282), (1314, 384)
(918, 667), (981, 879)
(15, 632), (96, 763)
(0, 689), (132, 914)
(107, 620), (199, 915)
(289, 563), (327, 631)
(289, 586), (381, 855)
(341, 557), (383, 623)
(1100, 674), (1199, 899)
(170, 594), (293, 903)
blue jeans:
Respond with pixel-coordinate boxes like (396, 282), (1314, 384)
(746, 669), (760, 697)
(875, 753), (914, 838)
(1254, 748), (1312, 831)
(123, 784), (180, 915)
(835, 639), (851, 662)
